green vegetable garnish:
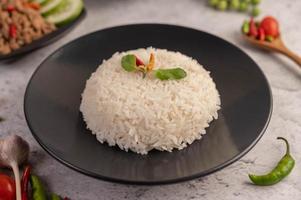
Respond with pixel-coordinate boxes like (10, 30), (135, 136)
(121, 54), (187, 81)
(121, 54), (137, 72)
(154, 68), (187, 80)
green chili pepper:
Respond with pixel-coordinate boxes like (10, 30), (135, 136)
(249, 137), (295, 186)
(51, 193), (62, 200)
(30, 175), (47, 200)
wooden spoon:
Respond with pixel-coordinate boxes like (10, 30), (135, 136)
(244, 35), (301, 67)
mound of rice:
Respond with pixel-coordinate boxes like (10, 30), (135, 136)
(80, 48), (221, 154)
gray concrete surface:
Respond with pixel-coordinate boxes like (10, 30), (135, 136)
(0, 0), (300, 199)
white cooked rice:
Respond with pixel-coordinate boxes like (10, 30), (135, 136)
(80, 48), (221, 154)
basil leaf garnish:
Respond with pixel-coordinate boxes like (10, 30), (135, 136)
(154, 68), (187, 80)
(121, 54), (136, 72)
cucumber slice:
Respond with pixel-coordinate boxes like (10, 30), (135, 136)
(41, 0), (64, 16)
(45, 0), (84, 26)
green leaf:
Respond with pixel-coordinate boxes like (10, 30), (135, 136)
(154, 68), (187, 80)
(121, 54), (136, 72)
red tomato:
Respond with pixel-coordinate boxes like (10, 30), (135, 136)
(260, 16), (279, 37)
(0, 174), (16, 200)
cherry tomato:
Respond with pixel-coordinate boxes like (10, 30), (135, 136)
(260, 16), (279, 37)
(0, 174), (16, 200)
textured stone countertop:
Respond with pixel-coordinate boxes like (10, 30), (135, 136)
(0, 0), (300, 199)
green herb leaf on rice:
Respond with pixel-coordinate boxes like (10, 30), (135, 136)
(121, 54), (187, 80)
(154, 68), (187, 80)
(121, 54), (137, 72)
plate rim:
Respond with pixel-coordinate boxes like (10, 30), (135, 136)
(24, 23), (273, 185)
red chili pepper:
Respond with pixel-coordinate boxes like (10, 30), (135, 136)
(257, 27), (265, 41)
(63, 197), (70, 200)
(135, 55), (144, 66)
(21, 166), (31, 200)
(248, 18), (258, 37)
(9, 24), (17, 38)
(6, 5), (15, 12)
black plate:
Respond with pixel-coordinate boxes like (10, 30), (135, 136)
(24, 24), (272, 185)
(0, 9), (86, 61)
